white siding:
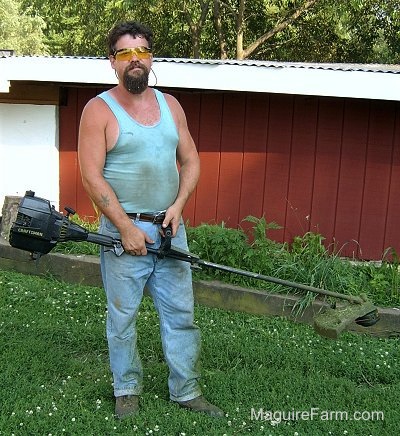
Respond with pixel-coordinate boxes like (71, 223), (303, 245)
(0, 103), (59, 210)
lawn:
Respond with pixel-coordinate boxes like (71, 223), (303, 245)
(0, 269), (399, 436)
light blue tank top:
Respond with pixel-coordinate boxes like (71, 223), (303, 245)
(98, 89), (179, 212)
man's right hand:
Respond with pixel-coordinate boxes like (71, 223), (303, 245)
(120, 223), (154, 256)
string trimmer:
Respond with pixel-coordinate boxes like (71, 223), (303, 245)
(9, 191), (379, 339)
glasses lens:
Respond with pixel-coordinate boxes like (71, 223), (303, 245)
(115, 47), (152, 61)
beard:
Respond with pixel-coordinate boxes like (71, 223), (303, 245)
(123, 62), (150, 94)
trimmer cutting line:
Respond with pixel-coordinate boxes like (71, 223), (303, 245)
(9, 191), (380, 339)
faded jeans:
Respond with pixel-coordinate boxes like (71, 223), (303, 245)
(99, 216), (202, 402)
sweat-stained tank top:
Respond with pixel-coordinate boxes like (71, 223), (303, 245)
(98, 88), (179, 213)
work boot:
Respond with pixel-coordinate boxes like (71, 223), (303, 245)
(176, 395), (225, 418)
(115, 395), (139, 420)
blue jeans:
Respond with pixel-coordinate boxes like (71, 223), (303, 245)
(99, 216), (202, 401)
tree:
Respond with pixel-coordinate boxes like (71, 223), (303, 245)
(19, 0), (400, 63)
(0, 0), (47, 54)
(279, 0), (400, 63)
(20, 0), (130, 56)
(213, 0), (320, 60)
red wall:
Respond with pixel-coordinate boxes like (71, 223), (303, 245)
(59, 87), (400, 260)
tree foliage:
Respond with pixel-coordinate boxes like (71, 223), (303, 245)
(0, 0), (47, 54)
(16, 0), (400, 63)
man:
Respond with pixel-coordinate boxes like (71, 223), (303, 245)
(78, 21), (224, 420)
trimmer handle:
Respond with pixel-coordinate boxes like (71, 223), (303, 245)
(157, 224), (172, 257)
(87, 224), (173, 258)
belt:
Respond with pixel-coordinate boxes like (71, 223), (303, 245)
(126, 211), (166, 224)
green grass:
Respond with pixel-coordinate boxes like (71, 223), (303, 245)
(0, 270), (399, 435)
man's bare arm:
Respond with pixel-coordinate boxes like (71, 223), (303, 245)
(164, 94), (200, 234)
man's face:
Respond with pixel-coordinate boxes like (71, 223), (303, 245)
(110, 34), (153, 94)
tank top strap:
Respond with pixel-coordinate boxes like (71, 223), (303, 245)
(97, 90), (131, 123)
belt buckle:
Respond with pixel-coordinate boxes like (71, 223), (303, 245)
(152, 210), (166, 224)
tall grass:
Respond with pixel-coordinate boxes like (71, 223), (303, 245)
(0, 270), (399, 435)
(187, 217), (400, 308)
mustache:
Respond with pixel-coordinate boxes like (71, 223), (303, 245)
(127, 62), (146, 72)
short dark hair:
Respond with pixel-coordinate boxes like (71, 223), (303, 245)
(107, 21), (153, 55)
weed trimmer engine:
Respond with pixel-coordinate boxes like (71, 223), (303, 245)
(9, 191), (118, 259)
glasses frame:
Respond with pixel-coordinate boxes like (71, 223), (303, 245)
(113, 46), (152, 61)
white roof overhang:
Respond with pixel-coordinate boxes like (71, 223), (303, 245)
(0, 56), (399, 101)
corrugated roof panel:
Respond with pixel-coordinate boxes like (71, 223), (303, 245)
(155, 57), (400, 74)
(1, 55), (400, 100)
(3, 54), (399, 74)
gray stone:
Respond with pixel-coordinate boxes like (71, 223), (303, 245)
(0, 196), (22, 240)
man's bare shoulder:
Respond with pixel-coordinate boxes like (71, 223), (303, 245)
(162, 91), (185, 118)
(82, 94), (110, 114)
(162, 92), (179, 106)
(80, 94), (116, 129)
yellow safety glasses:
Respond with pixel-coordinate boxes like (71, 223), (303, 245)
(113, 46), (152, 61)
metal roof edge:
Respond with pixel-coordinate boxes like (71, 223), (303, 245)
(2, 54), (399, 74)
(154, 57), (400, 74)
(1, 56), (399, 101)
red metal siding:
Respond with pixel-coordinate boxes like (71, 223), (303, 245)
(195, 93), (223, 225)
(217, 93), (246, 225)
(263, 94), (293, 242)
(310, 98), (344, 243)
(334, 99), (369, 258)
(285, 96), (318, 241)
(384, 108), (400, 257)
(59, 87), (400, 260)
(358, 101), (396, 259)
(239, 93), (269, 228)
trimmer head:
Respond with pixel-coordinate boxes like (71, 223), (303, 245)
(313, 301), (379, 339)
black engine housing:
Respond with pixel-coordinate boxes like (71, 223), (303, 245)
(9, 191), (91, 258)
